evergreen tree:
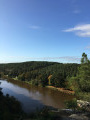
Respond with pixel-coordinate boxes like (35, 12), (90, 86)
(81, 52), (89, 64)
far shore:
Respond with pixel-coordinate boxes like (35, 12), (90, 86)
(2, 76), (75, 95)
(46, 86), (75, 95)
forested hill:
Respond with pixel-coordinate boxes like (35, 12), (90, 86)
(0, 61), (79, 87)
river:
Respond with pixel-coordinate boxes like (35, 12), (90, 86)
(0, 79), (74, 113)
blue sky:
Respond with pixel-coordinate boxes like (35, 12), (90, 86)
(0, 0), (90, 63)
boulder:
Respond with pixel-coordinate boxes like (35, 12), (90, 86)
(69, 114), (89, 120)
(77, 100), (90, 112)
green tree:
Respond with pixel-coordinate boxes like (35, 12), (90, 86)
(18, 73), (25, 81)
(50, 72), (65, 87)
(76, 53), (90, 92)
(78, 63), (90, 92)
(66, 76), (79, 92)
(67, 53), (90, 93)
(39, 74), (48, 87)
(81, 52), (89, 64)
(65, 98), (77, 111)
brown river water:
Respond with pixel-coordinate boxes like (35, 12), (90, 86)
(0, 79), (75, 113)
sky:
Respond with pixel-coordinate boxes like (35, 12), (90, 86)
(0, 0), (90, 63)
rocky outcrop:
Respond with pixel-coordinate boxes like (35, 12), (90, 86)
(50, 100), (90, 120)
(77, 100), (90, 112)
(69, 114), (90, 120)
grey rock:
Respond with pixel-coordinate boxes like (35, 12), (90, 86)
(69, 114), (90, 120)
(77, 100), (90, 112)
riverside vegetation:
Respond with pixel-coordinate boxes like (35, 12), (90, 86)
(0, 53), (90, 119)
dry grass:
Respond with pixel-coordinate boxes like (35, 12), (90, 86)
(47, 86), (75, 95)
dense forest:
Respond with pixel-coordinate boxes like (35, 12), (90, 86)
(0, 61), (79, 88)
(67, 53), (90, 101)
(0, 53), (90, 119)
(0, 52), (90, 101)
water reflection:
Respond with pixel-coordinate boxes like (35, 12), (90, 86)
(0, 79), (75, 113)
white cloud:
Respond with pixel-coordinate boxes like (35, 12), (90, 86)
(29, 25), (40, 29)
(63, 24), (90, 37)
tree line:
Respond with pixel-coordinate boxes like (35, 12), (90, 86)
(66, 53), (90, 101)
(0, 61), (79, 88)
(0, 53), (90, 102)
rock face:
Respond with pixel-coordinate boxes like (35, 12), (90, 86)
(77, 100), (90, 112)
(69, 114), (90, 120)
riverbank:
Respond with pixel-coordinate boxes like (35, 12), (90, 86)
(0, 79), (75, 113)
(1, 74), (75, 95)
(1, 78), (90, 120)
(9, 77), (75, 95)
(46, 86), (75, 95)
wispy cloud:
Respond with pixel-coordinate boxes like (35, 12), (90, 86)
(85, 46), (90, 50)
(29, 25), (40, 30)
(70, 0), (81, 14)
(73, 10), (81, 14)
(0, 56), (81, 63)
(63, 24), (90, 37)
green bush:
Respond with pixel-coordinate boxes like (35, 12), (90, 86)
(65, 98), (77, 110)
